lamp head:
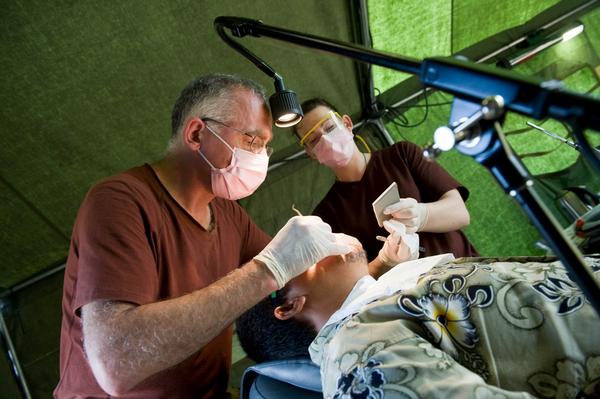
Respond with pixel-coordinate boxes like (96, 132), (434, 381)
(270, 75), (303, 128)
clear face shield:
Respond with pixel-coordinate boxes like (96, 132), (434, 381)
(299, 111), (346, 149)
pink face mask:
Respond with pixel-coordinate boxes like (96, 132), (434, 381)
(198, 126), (269, 200)
(312, 125), (355, 168)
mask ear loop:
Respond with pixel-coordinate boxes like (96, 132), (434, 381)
(205, 124), (236, 152)
(198, 124), (237, 170)
(354, 134), (371, 153)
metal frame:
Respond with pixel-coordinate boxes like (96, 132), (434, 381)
(0, 262), (65, 399)
(214, 16), (600, 316)
(0, 294), (33, 399)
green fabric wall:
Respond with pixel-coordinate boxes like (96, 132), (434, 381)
(0, 2), (361, 396)
(368, 0), (563, 92)
(0, 0), (362, 288)
(368, 1), (600, 256)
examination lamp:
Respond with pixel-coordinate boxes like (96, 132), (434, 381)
(214, 17), (303, 127)
(269, 75), (303, 127)
(212, 16), (600, 317)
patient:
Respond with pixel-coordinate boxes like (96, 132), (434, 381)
(237, 239), (600, 398)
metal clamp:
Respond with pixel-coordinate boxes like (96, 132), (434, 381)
(424, 95), (505, 158)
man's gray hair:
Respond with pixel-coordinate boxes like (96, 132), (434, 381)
(170, 74), (267, 138)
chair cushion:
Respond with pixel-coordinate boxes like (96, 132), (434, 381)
(249, 375), (323, 399)
(240, 358), (322, 399)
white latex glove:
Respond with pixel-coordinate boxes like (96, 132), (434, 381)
(384, 197), (429, 234)
(254, 216), (353, 288)
(377, 220), (420, 267)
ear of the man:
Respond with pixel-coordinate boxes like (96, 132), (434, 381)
(182, 117), (205, 150)
(274, 296), (306, 320)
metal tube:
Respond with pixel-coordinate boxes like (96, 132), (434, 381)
(0, 307), (32, 399)
(214, 17), (422, 76)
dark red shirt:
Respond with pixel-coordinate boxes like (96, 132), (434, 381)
(55, 164), (270, 399)
(313, 142), (478, 260)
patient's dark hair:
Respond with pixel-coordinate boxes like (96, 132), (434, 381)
(236, 285), (318, 363)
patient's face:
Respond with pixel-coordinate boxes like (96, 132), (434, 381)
(286, 238), (368, 297)
(274, 237), (369, 329)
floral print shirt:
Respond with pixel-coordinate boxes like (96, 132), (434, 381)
(310, 256), (600, 398)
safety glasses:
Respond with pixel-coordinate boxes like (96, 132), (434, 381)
(299, 111), (344, 148)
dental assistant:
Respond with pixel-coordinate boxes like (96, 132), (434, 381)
(294, 98), (478, 277)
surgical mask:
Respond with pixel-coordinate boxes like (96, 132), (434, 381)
(198, 125), (268, 200)
(312, 125), (355, 168)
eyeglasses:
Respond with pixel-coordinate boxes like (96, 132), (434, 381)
(299, 111), (344, 148)
(202, 117), (274, 156)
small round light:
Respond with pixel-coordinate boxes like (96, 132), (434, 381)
(275, 114), (302, 128)
(277, 113), (297, 122)
(434, 126), (456, 151)
(270, 88), (303, 128)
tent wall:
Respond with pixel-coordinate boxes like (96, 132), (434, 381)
(0, 268), (63, 398)
(0, 0), (363, 289)
(1, 1), (362, 396)
(368, 0), (600, 256)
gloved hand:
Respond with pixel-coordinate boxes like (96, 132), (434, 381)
(384, 198), (428, 234)
(377, 219), (420, 267)
(254, 216), (353, 288)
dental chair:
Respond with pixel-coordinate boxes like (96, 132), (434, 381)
(240, 357), (322, 399)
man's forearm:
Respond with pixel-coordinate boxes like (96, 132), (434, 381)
(83, 259), (277, 395)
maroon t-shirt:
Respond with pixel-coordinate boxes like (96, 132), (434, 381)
(54, 164), (270, 399)
(313, 142), (478, 260)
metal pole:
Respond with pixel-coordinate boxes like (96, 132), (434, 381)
(0, 302), (33, 399)
(464, 121), (600, 316)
